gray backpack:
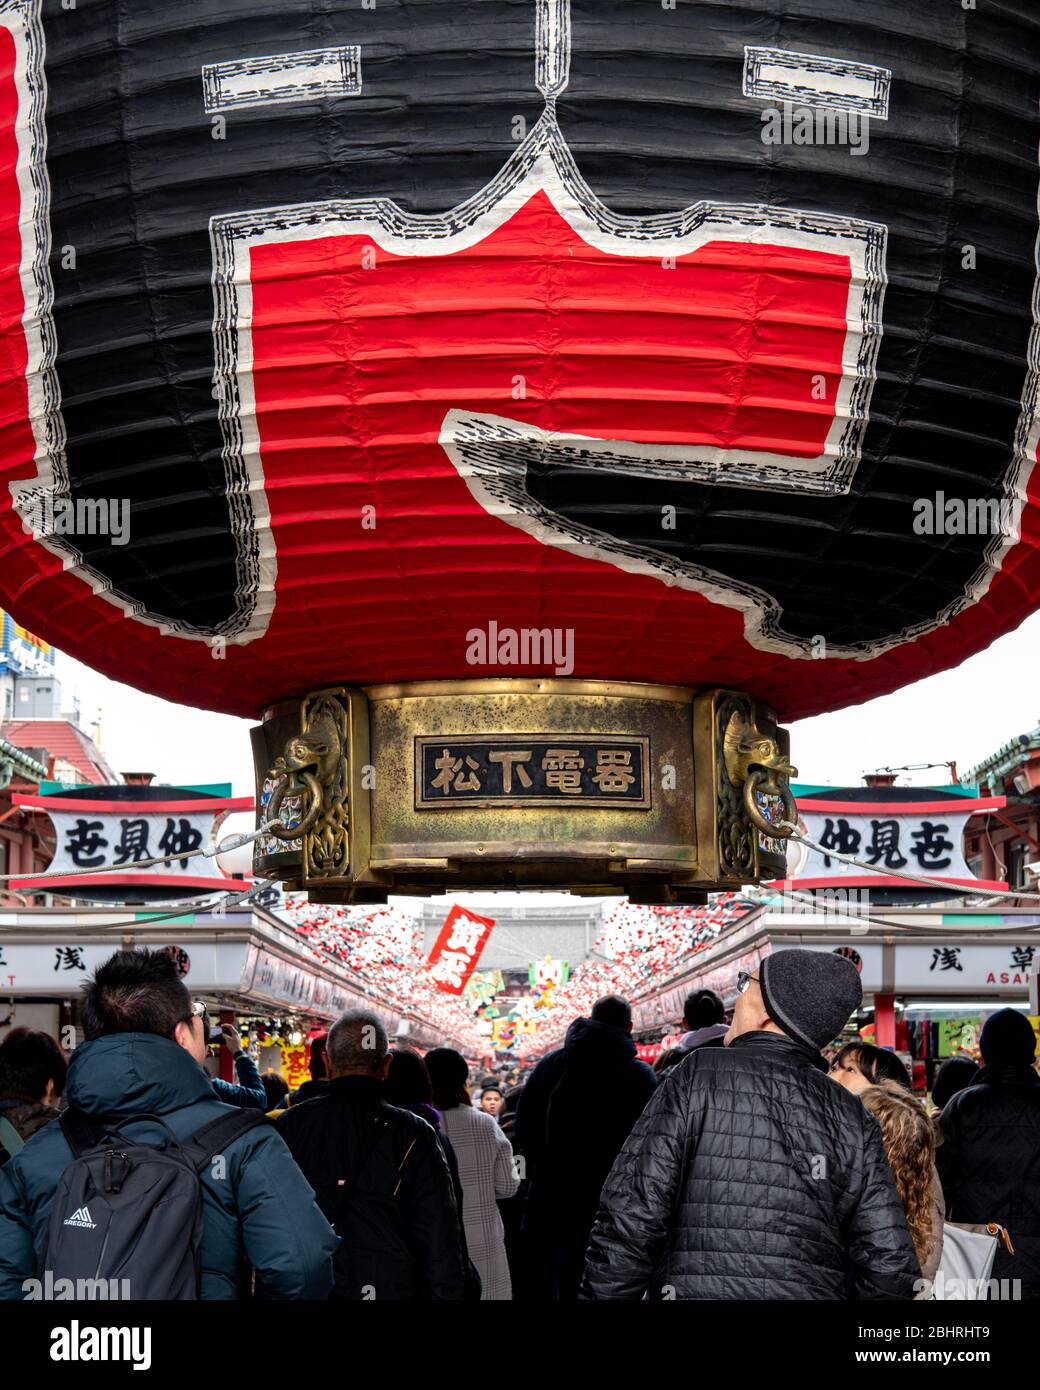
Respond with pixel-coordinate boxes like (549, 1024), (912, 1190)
(41, 1108), (269, 1299)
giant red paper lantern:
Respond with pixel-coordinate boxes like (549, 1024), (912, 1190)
(0, 0), (1037, 720)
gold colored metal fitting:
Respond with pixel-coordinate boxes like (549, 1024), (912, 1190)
(265, 698), (344, 842)
(722, 707), (799, 839)
(251, 681), (795, 903)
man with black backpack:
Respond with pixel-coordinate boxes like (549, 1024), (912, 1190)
(277, 1008), (467, 1300)
(0, 949), (338, 1300)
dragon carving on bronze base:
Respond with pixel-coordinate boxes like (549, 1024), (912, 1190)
(265, 694), (349, 878)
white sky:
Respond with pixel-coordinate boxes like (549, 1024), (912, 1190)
(53, 607), (1040, 797)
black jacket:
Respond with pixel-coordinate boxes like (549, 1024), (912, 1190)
(581, 1031), (920, 1301)
(515, 1017), (657, 1235)
(936, 1064), (1040, 1297)
(276, 1075), (466, 1301)
(286, 1078), (328, 1107)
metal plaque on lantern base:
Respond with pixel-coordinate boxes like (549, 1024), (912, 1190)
(251, 681), (796, 904)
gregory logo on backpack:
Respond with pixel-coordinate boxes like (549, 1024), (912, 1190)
(63, 1206), (97, 1230)
(45, 1107), (270, 1300)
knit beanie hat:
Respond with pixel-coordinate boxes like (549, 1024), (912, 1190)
(979, 1008), (1037, 1068)
(759, 949), (863, 1051)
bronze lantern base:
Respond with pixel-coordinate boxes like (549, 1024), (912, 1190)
(250, 681), (795, 905)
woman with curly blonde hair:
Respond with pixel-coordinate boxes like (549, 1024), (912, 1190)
(860, 1079), (943, 1292)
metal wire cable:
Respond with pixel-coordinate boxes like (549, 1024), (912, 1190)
(0, 883), (266, 934)
(745, 883), (1040, 935)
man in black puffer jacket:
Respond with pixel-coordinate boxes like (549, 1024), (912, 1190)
(515, 995), (657, 1300)
(277, 1009), (466, 1301)
(582, 950), (920, 1300)
(936, 1008), (1040, 1299)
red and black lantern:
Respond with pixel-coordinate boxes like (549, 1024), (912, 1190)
(0, 2), (1037, 900)
(0, 0), (1035, 720)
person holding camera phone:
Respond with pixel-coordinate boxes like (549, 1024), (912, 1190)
(194, 1004), (267, 1112)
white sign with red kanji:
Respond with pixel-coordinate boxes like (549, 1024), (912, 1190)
(425, 905), (496, 996)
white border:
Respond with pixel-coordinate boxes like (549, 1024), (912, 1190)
(202, 46), (362, 114)
(743, 46), (891, 119)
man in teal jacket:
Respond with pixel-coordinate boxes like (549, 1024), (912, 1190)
(210, 1021), (268, 1110)
(0, 949), (338, 1300)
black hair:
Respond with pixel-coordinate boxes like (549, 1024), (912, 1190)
(499, 1085), (523, 1119)
(930, 1056), (979, 1111)
(425, 1047), (471, 1110)
(81, 948), (194, 1041)
(653, 1046), (685, 1076)
(979, 1007), (1037, 1069)
(262, 1072), (290, 1109)
(831, 1041), (912, 1091)
(682, 989), (724, 1030)
(590, 994), (632, 1031)
(309, 1033), (328, 1081)
(0, 1027), (67, 1103)
(385, 1047), (434, 1107)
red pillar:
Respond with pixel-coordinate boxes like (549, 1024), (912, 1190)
(874, 993), (896, 1050)
(219, 1007), (235, 1082)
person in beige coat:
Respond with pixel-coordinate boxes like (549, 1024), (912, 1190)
(426, 1048), (519, 1300)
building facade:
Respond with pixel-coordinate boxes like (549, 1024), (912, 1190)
(964, 726), (1040, 901)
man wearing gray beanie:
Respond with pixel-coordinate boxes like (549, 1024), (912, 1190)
(582, 948), (920, 1300)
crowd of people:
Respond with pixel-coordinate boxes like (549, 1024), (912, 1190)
(512, 894), (754, 1058)
(275, 895), (754, 1063)
(0, 945), (1037, 1300)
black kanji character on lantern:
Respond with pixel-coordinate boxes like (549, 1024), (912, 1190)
(1011, 946), (1036, 972)
(818, 818), (861, 868)
(54, 946), (86, 972)
(864, 819), (908, 870)
(929, 947), (962, 973)
(63, 819), (107, 869)
(113, 818), (151, 865)
(910, 821), (954, 871)
(158, 818), (204, 870)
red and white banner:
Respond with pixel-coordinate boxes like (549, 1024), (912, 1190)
(425, 905), (495, 996)
(11, 791), (254, 894)
(777, 795), (1008, 893)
